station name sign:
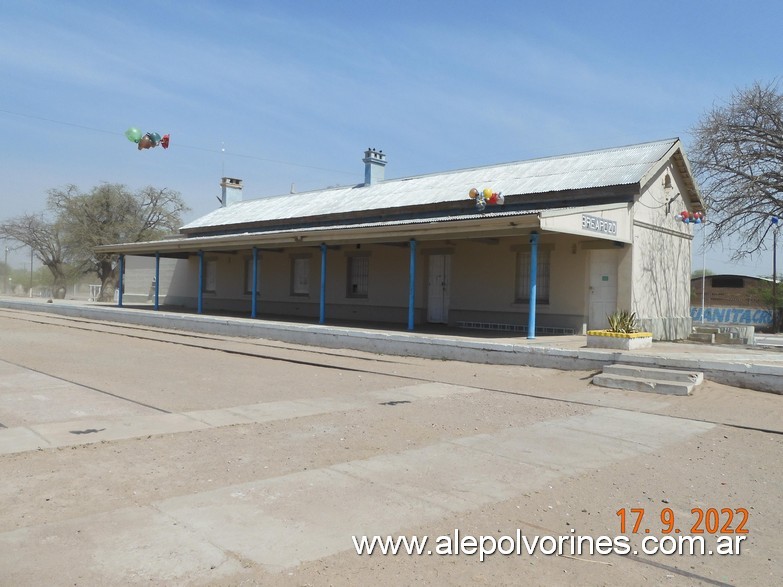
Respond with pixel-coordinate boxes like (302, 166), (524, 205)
(582, 214), (617, 236)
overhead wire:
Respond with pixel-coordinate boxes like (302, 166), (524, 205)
(0, 107), (361, 177)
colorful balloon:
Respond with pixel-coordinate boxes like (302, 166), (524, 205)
(131, 130), (170, 151)
(124, 127), (142, 143)
(469, 187), (503, 209)
(137, 134), (154, 150)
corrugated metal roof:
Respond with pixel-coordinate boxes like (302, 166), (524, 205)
(182, 138), (678, 232)
(95, 208), (549, 254)
(208, 208), (543, 238)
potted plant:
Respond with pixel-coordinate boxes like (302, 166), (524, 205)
(586, 310), (653, 350)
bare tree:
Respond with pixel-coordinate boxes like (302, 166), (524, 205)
(0, 213), (70, 297)
(1, 184), (187, 301)
(49, 184), (188, 300)
(690, 81), (783, 259)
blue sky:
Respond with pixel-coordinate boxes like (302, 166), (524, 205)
(1, 0), (781, 276)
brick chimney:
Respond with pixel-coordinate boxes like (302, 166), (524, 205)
(362, 148), (386, 185)
(220, 177), (243, 207)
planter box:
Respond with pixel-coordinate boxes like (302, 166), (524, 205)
(586, 330), (653, 350)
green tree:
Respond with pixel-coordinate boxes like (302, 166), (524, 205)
(49, 184), (188, 300)
(690, 81), (783, 259)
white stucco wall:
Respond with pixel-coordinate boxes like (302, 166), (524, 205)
(122, 255), (180, 302)
(165, 257), (197, 302)
(631, 162), (694, 340)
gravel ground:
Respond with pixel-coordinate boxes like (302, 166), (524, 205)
(0, 309), (780, 586)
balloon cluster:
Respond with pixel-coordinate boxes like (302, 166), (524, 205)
(125, 127), (170, 150)
(677, 210), (705, 224)
(468, 187), (504, 211)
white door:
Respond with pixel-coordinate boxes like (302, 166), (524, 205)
(588, 249), (618, 330)
(427, 254), (451, 323)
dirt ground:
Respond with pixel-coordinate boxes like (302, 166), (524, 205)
(0, 308), (780, 586)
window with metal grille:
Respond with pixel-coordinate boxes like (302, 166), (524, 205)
(202, 259), (217, 293)
(515, 249), (550, 304)
(244, 256), (260, 295)
(347, 255), (369, 298)
(291, 257), (310, 296)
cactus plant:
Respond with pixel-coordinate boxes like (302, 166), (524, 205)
(606, 310), (640, 334)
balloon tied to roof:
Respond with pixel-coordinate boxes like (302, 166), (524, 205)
(676, 210), (705, 224)
(468, 187), (504, 211)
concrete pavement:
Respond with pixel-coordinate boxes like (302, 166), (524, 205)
(0, 347), (717, 580)
(0, 405), (716, 581)
(0, 304), (780, 585)
(0, 381), (471, 456)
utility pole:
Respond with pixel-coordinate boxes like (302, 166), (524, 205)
(29, 246), (33, 298)
(700, 221), (706, 324)
(774, 227), (778, 333)
(3, 245), (7, 295)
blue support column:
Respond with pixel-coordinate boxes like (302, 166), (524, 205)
(154, 252), (160, 310)
(251, 246), (258, 318)
(528, 232), (538, 339)
(408, 239), (417, 331)
(319, 243), (327, 324)
(117, 254), (125, 308)
(197, 251), (204, 315)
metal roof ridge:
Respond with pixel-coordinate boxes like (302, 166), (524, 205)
(407, 137), (680, 179)
(214, 138), (680, 206)
(357, 137), (681, 186)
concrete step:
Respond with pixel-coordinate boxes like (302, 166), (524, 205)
(688, 332), (714, 344)
(603, 364), (703, 385)
(591, 373), (693, 396)
(693, 326), (721, 334)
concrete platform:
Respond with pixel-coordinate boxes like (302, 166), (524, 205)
(2, 297), (783, 394)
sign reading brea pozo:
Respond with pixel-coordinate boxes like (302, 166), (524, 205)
(582, 214), (618, 236)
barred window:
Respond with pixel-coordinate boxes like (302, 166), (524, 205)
(516, 249), (550, 304)
(202, 259), (217, 293)
(291, 257), (310, 296)
(347, 256), (369, 298)
(244, 256), (260, 295)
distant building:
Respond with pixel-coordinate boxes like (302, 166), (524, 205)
(98, 138), (705, 340)
(690, 274), (773, 327)
(691, 274), (769, 308)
